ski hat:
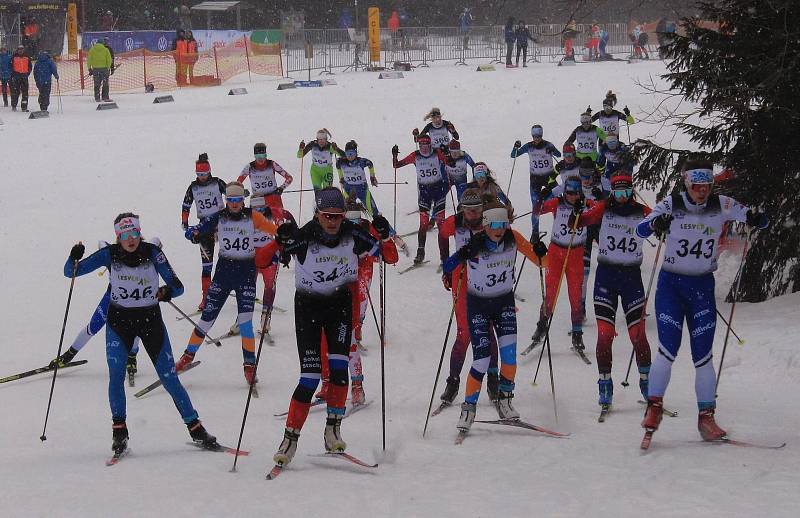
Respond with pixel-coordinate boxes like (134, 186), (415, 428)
(316, 187), (346, 211)
(345, 140), (358, 151)
(602, 97), (613, 108)
(684, 167), (714, 192)
(114, 216), (141, 238)
(564, 176), (583, 194)
(424, 107), (442, 120)
(460, 188), (483, 209)
(530, 125), (543, 138)
(253, 142), (267, 158)
(482, 203), (509, 226)
(225, 181), (246, 198)
(316, 128), (331, 141)
(195, 152), (210, 173)
(580, 113), (591, 125)
(448, 139), (461, 150)
(474, 163), (489, 178)
(417, 134), (432, 145)
(610, 173), (633, 190)
(563, 143), (576, 155)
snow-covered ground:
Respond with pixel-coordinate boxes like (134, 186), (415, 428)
(1, 60), (798, 518)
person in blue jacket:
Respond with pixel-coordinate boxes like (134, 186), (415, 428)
(0, 46), (11, 107)
(504, 17), (516, 67)
(33, 51), (58, 112)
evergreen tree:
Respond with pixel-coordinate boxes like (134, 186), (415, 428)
(631, 0), (800, 302)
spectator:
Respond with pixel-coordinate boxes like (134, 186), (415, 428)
(33, 50), (58, 112)
(100, 10), (115, 31)
(9, 45), (32, 112)
(515, 20), (537, 67)
(173, 29), (187, 86)
(22, 17), (41, 57)
(630, 25), (650, 59)
(388, 9), (401, 48)
(338, 7), (353, 51)
(504, 17), (516, 67)
(186, 30), (198, 85)
(102, 37), (116, 75)
(562, 18), (578, 61)
(599, 27), (610, 59)
(0, 46), (11, 107)
(87, 40), (112, 102)
(459, 7), (473, 50)
(588, 23), (600, 60)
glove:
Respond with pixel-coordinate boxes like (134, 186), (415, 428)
(331, 142), (338, 151)
(299, 140), (305, 151)
(181, 222), (188, 231)
(70, 243), (85, 261)
(49, 347), (78, 369)
(650, 214), (674, 236)
(372, 214), (391, 240)
(175, 350), (195, 372)
(572, 197), (585, 213)
(439, 144), (448, 154)
(458, 233), (484, 261)
(532, 241), (548, 259)
(623, 106), (631, 116)
(391, 144), (399, 157)
(185, 227), (199, 243)
(514, 140), (522, 149)
(244, 188), (251, 197)
(540, 184), (553, 198)
(370, 176), (379, 187)
(274, 186), (285, 195)
(412, 128), (419, 139)
(591, 187), (603, 199)
(88, 68), (93, 75)
(746, 210), (768, 229)
(442, 272), (452, 291)
(156, 285), (173, 303)
(586, 105), (592, 115)
(277, 221), (305, 257)
(451, 130), (460, 140)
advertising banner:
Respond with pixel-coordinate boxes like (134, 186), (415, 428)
(368, 7), (380, 63)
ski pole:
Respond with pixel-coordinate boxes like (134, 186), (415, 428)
(511, 209), (534, 222)
(168, 301), (223, 347)
(376, 181), (408, 185)
(625, 107), (632, 145)
(715, 232), (751, 396)
(621, 232), (664, 387)
(56, 79), (62, 114)
(393, 164), (398, 229)
(423, 268), (463, 437)
(366, 291), (383, 342)
(41, 260), (79, 442)
(506, 151), (518, 193)
(715, 308), (744, 345)
(282, 188), (315, 193)
(298, 154), (305, 220)
(379, 261), (387, 451)
(530, 237), (559, 421)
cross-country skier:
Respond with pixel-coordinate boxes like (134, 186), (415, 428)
(442, 202), (544, 433)
(565, 112), (608, 161)
(438, 188), (499, 405)
(465, 163), (513, 212)
(510, 124), (562, 241)
(176, 182), (278, 390)
(591, 96), (634, 138)
(444, 140), (476, 201)
(264, 188), (398, 468)
(596, 133), (629, 178)
(414, 107), (459, 150)
(392, 136), (449, 265)
(65, 214), (218, 456)
(637, 160), (768, 441)
(298, 128), (344, 196)
(337, 140), (380, 217)
(237, 142), (293, 210)
(181, 153), (227, 311)
(574, 172), (652, 410)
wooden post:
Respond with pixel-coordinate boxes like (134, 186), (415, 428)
(78, 48), (85, 92)
(142, 48), (147, 90)
(243, 35), (252, 83)
(213, 45), (220, 81)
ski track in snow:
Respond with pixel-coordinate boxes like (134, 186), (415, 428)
(1, 60), (798, 518)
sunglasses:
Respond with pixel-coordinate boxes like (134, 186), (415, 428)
(612, 188), (633, 198)
(196, 172), (210, 177)
(563, 152), (575, 158)
(531, 131), (543, 138)
(346, 151), (357, 158)
(690, 183), (711, 192)
(320, 211), (345, 221)
(487, 221), (509, 229)
(254, 153), (267, 160)
(227, 196), (245, 203)
(118, 231), (141, 241)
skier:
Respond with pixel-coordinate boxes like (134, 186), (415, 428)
(531, 176), (588, 352)
(637, 161), (768, 441)
(466, 163), (512, 210)
(176, 182), (278, 390)
(64, 214), (218, 456)
(565, 112), (608, 161)
(591, 96), (634, 140)
(596, 133), (629, 178)
(237, 142), (293, 210)
(415, 107), (459, 150)
(392, 135), (449, 265)
(444, 140), (476, 201)
(573, 172), (652, 410)
(265, 188), (398, 467)
(442, 202), (544, 433)
(511, 124), (562, 241)
(336, 140), (380, 217)
(298, 129), (344, 196)
(438, 188), (500, 405)
(181, 153), (227, 311)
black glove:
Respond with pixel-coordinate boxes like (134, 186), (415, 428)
(439, 144), (448, 154)
(442, 271), (452, 291)
(299, 140), (305, 151)
(157, 285), (173, 303)
(372, 214), (391, 240)
(586, 105), (592, 115)
(244, 188), (251, 197)
(513, 140), (522, 149)
(591, 187), (603, 199)
(275, 186), (285, 195)
(623, 106), (631, 116)
(70, 243), (85, 261)
(540, 184), (553, 198)
(451, 129), (460, 140)
(650, 214), (673, 236)
(181, 222), (189, 231)
(458, 233), (484, 261)
(746, 210), (768, 229)
(277, 221), (305, 258)
(391, 144), (399, 157)
(572, 197), (585, 213)
(532, 241), (548, 259)
(412, 128), (419, 139)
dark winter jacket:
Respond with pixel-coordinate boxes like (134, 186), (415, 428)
(515, 26), (536, 47)
(33, 52), (59, 86)
(504, 23), (516, 44)
(0, 50), (11, 80)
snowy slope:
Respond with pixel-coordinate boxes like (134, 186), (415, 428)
(1, 61), (798, 518)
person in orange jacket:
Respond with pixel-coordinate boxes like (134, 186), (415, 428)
(9, 45), (31, 112)
(186, 30), (199, 84)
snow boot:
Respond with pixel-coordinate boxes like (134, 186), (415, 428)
(315, 378), (329, 401)
(496, 391), (520, 420)
(598, 377), (613, 406)
(698, 407), (726, 441)
(188, 419), (219, 450)
(439, 376), (459, 404)
(243, 362), (257, 386)
(413, 246), (425, 265)
(324, 413), (346, 452)
(351, 379), (365, 406)
(486, 371), (499, 403)
(457, 402), (477, 432)
(111, 420), (128, 455)
(641, 396), (664, 431)
(273, 427), (300, 466)
(571, 330), (585, 351)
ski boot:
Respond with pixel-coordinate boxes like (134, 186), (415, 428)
(457, 402), (477, 432)
(111, 420), (128, 455)
(641, 396), (664, 431)
(638, 366), (650, 400)
(126, 354), (137, 376)
(571, 330), (585, 352)
(188, 419), (220, 450)
(324, 412), (346, 452)
(49, 347), (78, 369)
(531, 320), (547, 347)
(439, 376), (459, 405)
(175, 350), (195, 372)
(496, 391), (520, 420)
(598, 377), (613, 407)
(273, 427), (300, 466)
(243, 362), (258, 386)
(315, 378), (329, 401)
(698, 407), (726, 441)
(486, 371), (499, 403)
(351, 378), (366, 406)
(229, 322), (240, 335)
(413, 247), (425, 265)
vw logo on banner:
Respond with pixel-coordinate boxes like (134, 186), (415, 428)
(158, 36), (168, 51)
(125, 37), (134, 52)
